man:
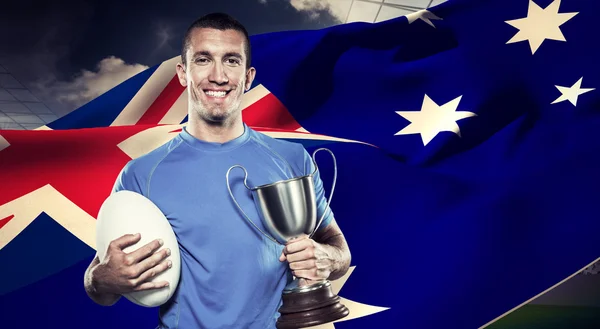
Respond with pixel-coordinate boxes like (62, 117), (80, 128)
(83, 12), (351, 329)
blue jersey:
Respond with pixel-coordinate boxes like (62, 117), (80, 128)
(112, 124), (333, 329)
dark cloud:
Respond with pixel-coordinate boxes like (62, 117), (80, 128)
(0, 0), (339, 116)
(33, 57), (149, 114)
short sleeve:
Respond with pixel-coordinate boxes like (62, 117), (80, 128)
(111, 160), (146, 196)
(302, 148), (334, 233)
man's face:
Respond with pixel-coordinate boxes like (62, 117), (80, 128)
(177, 28), (255, 124)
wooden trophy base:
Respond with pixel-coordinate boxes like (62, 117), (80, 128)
(276, 280), (349, 329)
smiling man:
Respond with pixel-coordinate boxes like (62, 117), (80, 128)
(83, 13), (351, 329)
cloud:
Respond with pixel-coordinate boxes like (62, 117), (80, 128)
(146, 22), (179, 64)
(260, 0), (351, 22)
(157, 27), (172, 49)
(33, 56), (149, 111)
(0, 2), (98, 116)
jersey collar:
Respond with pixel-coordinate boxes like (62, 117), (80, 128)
(179, 123), (251, 152)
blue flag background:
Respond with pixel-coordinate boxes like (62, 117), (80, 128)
(1, 0), (599, 328)
(248, 1), (600, 327)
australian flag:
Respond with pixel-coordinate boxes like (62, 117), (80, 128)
(1, 0), (599, 328)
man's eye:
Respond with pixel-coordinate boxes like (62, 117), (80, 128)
(227, 58), (241, 65)
(195, 58), (208, 63)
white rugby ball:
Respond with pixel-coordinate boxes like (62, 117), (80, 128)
(96, 190), (181, 307)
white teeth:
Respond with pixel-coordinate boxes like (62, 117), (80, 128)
(205, 90), (227, 97)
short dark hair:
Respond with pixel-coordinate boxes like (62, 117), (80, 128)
(181, 13), (252, 68)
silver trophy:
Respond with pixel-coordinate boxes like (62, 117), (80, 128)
(226, 148), (349, 329)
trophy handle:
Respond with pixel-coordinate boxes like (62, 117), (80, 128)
(309, 148), (337, 238)
(226, 165), (280, 245)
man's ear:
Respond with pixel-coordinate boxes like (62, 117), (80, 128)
(176, 62), (187, 87)
(244, 67), (256, 91)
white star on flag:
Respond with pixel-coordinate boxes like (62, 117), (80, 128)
(551, 77), (595, 106)
(406, 9), (442, 28)
(505, 0), (578, 54)
(395, 94), (476, 146)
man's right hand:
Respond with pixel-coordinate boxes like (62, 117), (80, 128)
(89, 233), (172, 298)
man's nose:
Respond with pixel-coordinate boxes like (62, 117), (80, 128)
(208, 63), (228, 85)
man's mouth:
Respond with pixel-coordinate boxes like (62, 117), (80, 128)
(204, 90), (231, 98)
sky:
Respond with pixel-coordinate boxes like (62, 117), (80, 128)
(0, 0), (439, 117)
(0, 0), (343, 116)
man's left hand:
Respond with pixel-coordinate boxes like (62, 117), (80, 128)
(279, 234), (335, 281)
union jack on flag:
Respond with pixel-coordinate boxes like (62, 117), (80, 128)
(1, 0), (600, 328)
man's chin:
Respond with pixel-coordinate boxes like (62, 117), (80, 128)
(206, 116), (228, 124)
(200, 112), (233, 125)
(192, 104), (240, 124)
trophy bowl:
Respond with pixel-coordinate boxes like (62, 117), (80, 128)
(226, 148), (349, 328)
(253, 174), (317, 245)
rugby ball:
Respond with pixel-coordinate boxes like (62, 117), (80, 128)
(96, 190), (181, 307)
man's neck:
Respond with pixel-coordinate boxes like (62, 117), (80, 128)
(187, 114), (245, 144)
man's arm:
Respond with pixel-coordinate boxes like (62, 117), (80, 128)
(283, 147), (351, 282)
(83, 233), (172, 306)
(84, 255), (122, 306)
(311, 219), (351, 281)
(279, 218), (351, 282)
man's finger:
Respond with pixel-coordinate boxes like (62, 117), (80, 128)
(126, 238), (164, 264)
(109, 233), (141, 251)
(136, 258), (173, 283)
(282, 235), (309, 255)
(286, 249), (315, 263)
(279, 251), (286, 262)
(132, 280), (170, 292)
(134, 247), (171, 275)
(286, 234), (309, 245)
(284, 239), (312, 255)
(289, 259), (316, 271)
(292, 269), (319, 280)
